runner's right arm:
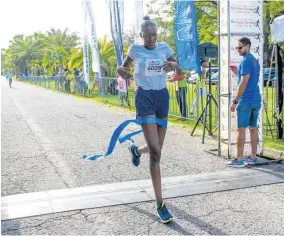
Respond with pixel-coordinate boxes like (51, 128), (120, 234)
(116, 56), (133, 80)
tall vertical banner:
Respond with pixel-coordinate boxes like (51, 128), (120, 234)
(82, 0), (102, 83)
(83, 11), (90, 85)
(109, 0), (124, 66)
(174, 0), (201, 73)
(109, 0), (126, 93)
(134, 0), (144, 44)
(219, 0), (263, 157)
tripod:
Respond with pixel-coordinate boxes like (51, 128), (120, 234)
(191, 59), (218, 143)
(191, 91), (218, 143)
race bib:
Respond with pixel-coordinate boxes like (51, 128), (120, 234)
(145, 59), (163, 76)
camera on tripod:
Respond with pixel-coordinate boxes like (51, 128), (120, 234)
(191, 43), (218, 143)
(197, 42), (218, 85)
(197, 43), (218, 59)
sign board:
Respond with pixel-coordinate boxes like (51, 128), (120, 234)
(219, 0), (263, 157)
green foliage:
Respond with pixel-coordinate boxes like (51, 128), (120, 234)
(123, 29), (136, 47)
(2, 2), (283, 76)
(147, 0), (176, 51)
(68, 48), (84, 71)
(264, 1), (284, 45)
(42, 47), (68, 75)
(146, 0), (283, 65)
(266, 1), (284, 20)
(1, 26), (120, 77)
(1, 48), (15, 73)
(195, 2), (218, 45)
(8, 34), (43, 73)
(146, 0), (218, 52)
(40, 28), (80, 53)
(29, 59), (42, 76)
(98, 35), (117, 76)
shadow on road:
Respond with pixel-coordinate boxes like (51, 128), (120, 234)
(126, 202), (227, 235)
(1, 220), (22, 235)
(168, 203), (227, 235)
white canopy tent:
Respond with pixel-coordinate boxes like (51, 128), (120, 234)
(270, 15), (284, 44)
(270, 15), (284, 139)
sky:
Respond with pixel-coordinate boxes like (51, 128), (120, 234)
(0, 0), (148, 49)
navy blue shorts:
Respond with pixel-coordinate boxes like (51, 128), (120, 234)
(135, 87), (169, 119)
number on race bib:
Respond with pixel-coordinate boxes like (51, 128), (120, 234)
(145, 59), (163, 76)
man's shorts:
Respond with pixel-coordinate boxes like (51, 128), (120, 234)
(135, 87), (169, 119)
(236, 103), (261, 128)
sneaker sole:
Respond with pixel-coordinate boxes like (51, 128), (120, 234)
(158, 216), (174, 224)
(128, 146), (140, 167)
(244, 161), (258, 164)
(226, 164), (245, 168)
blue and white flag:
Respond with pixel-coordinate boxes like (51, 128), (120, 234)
(83, 11), (90, 85)
(82, 0), (102, 82)
(134, 0), (144, 44)
(109, 0), (127, 92)
(174, 0), (201, 74)
(109, 0), (124, 66)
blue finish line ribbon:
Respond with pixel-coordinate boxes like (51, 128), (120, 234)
(82, 118), (167, 161)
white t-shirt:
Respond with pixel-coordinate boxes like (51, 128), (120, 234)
(127, 42), (173, 90)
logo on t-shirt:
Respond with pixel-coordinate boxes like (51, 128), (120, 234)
(145, 59), (163, 76)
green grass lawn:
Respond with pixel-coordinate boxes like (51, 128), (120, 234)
(262, 134), (284, 151)
(19, 77), (284, 152)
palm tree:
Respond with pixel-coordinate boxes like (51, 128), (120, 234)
(68, 35), (117, 77)
(29, 59), (42, 76)
(42, 47), (68, 75)
(9, 34), (43, 74)
(98, 35), (117, 76)
(41, 28), (80, 53)
(1, 49), (15, 74)
(68, 47), (84, 70)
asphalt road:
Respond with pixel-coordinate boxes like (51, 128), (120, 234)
(1, 78), (284, 235)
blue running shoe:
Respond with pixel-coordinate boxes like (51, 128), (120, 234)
(226, 159), (245, 168)
(128, 143), (141, 167)
(157, 202), (174, 224)
(243, 157), (258, 164)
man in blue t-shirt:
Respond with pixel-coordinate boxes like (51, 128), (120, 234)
(227, 37), (261, 168)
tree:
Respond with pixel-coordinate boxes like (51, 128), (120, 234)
(29, 59), (42, 76)
(147, 0), (176, 50)
(9, 34), (43, 74)
(146, 0), (283, 66)
(68, 35), (118, 77)
(40, 28), (80, 53)
(146, 0), (218, 52)
(263, 1), (284, 65)
(68, 47), (84, 71)
(123, 29), (136, 47)
(42, 47), (68, 75)
(1, 49), (15, 74)
(98, 35), (117, 76)
(195, 1), (218, 45)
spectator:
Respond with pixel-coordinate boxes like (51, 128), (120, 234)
(190, 59), (208, 115)
(174, 70), (190, 120)
(116, 74), (130, 106)
(64, 68), (70, 92)
(227, 37), (262, 167)
(90, 72), (100, 95)
(57, 68), (65, 91)
(73, 68), (80, 93)
(78, 68), (88, 95)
